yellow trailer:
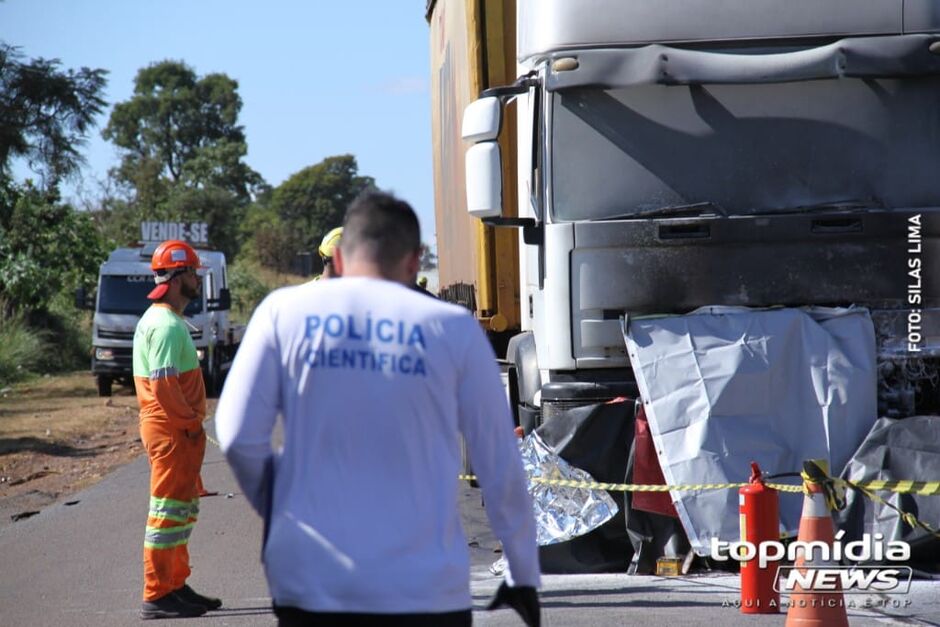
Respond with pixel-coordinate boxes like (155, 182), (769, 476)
(426, 0), (519, 352)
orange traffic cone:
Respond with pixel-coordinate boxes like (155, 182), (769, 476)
(784, 464), (849, 627)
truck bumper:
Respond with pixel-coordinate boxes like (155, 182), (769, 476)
(91, 346), (133, 378)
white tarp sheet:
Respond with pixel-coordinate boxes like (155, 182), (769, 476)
(623, 306), (878, 554)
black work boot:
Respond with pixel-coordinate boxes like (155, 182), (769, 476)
(177, 583), (223, 610)
(140, 590), (207, 619)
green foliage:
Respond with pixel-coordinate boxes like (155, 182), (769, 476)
(227, 258), (271, 321)
(268, 154), (374, 250)
(419, 243), (438, 270)
(162, 185), (246, 259)
(103, 60), (262, 197)
(89, 194), (144, 247)
(241, 155), (374, 271)
(0, 43), (107, 186)
(0, 184), (110, 312)
(0, 44), (107, 379)
(240, 203), (307, 273)
(31, 290), (93, 373)
(0, 303), (47, 385)
(181, 139), (262, 199)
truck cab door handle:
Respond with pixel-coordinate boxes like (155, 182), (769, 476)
(811, 218), (863, 234)
(658, 223), (710, 240)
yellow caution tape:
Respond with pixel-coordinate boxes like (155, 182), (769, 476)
(767, 483), (805, 494)
(802, 459), (940, 538)
(465, 465), (939, 538)
(203, 416), (934, 521)
(458, 474), (804, 494)
(206, 431), (221, 449)
(847, 479), (940, 496)
(462, 472), (940, 498)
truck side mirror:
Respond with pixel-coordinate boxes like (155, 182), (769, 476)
(465, 142), (503, 219)
(207, 288), (231, 312)
(462, 96), (501, 142)
(74, 287), (94, 310)
(463, 96), (505, 219)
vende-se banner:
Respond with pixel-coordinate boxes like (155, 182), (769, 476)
(140, 221), (209, 245)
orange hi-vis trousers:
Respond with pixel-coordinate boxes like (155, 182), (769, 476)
(141, 418), (206, 601)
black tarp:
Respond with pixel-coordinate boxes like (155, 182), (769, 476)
(534, 383), (691, 573)
(836, 415), (940, 563)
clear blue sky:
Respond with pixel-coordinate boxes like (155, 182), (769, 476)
(1, 0), (437, 242)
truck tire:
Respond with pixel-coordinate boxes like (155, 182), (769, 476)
(97, 375), (112, 397)
(211, 369), (223, 398)
(203, 367), (217, 398)
(203, 352), (224, 398)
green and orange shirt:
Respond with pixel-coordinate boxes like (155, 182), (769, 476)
(132, 304), (206, 429)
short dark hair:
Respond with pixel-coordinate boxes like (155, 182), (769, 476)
(340, 191), (421, 267)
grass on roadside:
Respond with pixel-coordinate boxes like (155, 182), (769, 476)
(0, 307), (46, 387)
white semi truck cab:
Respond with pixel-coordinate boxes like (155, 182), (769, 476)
(459, 0), (940, 421)
(76, 237), (244, 397)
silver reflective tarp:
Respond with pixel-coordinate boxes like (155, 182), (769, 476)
(520, 431), (619, 546)
(624, 306), (878, 554)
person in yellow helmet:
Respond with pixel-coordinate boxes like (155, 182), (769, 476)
(412, 274), (436, 299)
(315, 227), (343, 280)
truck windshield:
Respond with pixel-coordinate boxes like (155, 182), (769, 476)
(98, 275), (203, 316)
(551, 77), (940, 221)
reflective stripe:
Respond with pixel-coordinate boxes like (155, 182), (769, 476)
(150, 496), (191, 510)
(144, 522), (194, 548)
(149, 366), (179, 380)
(144, 537), (190, 550)
(189, 498), (200, 519)
(149, 496), (194, 523)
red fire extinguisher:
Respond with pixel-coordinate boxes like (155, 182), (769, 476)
(739, 461), (780, 614)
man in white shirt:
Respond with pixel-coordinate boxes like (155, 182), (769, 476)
(216, 191), (540, 626)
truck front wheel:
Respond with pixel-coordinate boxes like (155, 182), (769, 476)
(96, 375), (112, 397)
(203, 352), (224, 398)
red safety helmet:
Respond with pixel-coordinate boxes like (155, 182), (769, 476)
(147, 240), (203, 300)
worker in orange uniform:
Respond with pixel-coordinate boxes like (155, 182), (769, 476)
(133, 240), (222, 619)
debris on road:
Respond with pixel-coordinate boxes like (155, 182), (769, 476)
(10, 510), (39, 522)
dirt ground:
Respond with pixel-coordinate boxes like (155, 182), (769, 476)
(0, 372), (216, 529)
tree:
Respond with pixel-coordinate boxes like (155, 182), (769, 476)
(419, 243), (438, 271)
(162, 185), (246, 262)
(0, 181), (112, 375)
(104, 61), (259, 195)
(269, 154), (375, 249)
(0, 183), (109, 313)
(102, 61), (263, 255)
(0, 43), (107, 187)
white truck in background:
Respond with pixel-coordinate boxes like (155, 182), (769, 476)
(76, 222), (244, 397)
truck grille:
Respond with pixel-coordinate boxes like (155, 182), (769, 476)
(98, 329), (134, 340)
(99, 328), (202, 340)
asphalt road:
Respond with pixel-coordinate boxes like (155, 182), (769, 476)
(1, 425), (939, 626)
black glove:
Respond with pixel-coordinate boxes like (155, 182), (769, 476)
(486, 581), (540, 627)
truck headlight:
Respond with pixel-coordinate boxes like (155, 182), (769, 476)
(95, 348), (115, 361)
(197, 349), (206, 361)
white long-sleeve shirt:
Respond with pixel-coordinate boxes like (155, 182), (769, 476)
(215, 277), (539, 613)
